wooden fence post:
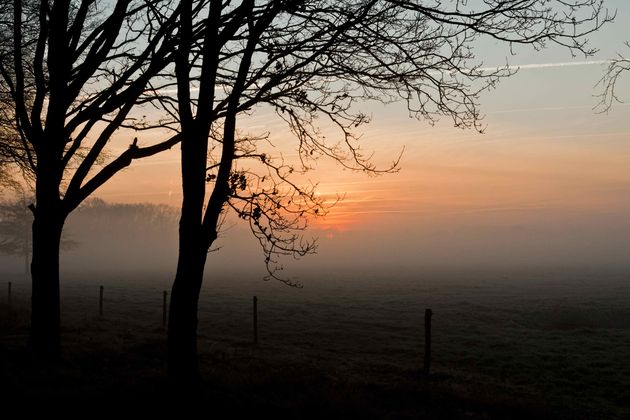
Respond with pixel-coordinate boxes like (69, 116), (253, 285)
(99, 285), (104, 317)
(253, 296), (258, 345)
(162, 290), (168, 328)
(424, 308), (432, 375)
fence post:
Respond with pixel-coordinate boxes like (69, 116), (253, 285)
(424, 308), (432, 375)
(253, 295), (258, 345)
(162, 290), (168, 328)
(99, 285), (104, 317)
(8, 281), (11, 307)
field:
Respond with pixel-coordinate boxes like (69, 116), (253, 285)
(1, 267), (629, 418)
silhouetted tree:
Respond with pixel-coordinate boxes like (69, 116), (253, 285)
(0, 66), (28, 189)
(0, 0), (185, 359)
(0, 196), (78, 276)
(160, 0), (612, 384)
(598, 42), (630, 111)
(0, 196), (32, 277)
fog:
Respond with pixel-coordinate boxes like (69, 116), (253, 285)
(2, 198), (629, 283)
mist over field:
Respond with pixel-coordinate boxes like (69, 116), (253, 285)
(2, 199), (629, 419)
(3, 198), (630, 282)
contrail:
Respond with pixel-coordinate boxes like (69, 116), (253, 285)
(512, 60), (611, 70)
(482, 60), (611, 72)
(154, 61), (611, 95)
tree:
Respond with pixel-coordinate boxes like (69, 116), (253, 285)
(0, 196), (32, 277)
(159, 0), (612, 383)
(0, 64), (29, 190)
(0, 0), (185, 359)
(598, 42), (630, 111)
(0, 196), (78, 277)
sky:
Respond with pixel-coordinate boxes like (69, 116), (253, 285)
(85, 1), (630, 277)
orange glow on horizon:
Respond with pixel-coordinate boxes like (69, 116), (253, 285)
(93, 74), (630, 243)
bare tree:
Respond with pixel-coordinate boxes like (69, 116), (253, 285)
(159, 0), (612, 384)
(0, 196), (33, 277)
(0, 196), (78, 276)
(0, 0), (186, 359)
(598, 42), (630, 111)
(0, 71), (28, 190)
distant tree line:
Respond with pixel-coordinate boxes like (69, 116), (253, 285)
(0, 197), (179, 274)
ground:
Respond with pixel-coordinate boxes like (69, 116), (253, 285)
(1, 268), (629, 418)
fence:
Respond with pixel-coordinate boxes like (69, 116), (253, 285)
(3, 281), (433, 374)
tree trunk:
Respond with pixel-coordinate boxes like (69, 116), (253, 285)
(168, 74), (211, 386)
(29, 203), (65, 361)
(167, 226), (208, 388)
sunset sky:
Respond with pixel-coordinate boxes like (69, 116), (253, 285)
(89, 0), (630, 276)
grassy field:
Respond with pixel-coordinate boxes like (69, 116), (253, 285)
(1, 268), (629, 418)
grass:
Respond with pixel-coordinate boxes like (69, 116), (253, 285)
(1, 269), (629, 418)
